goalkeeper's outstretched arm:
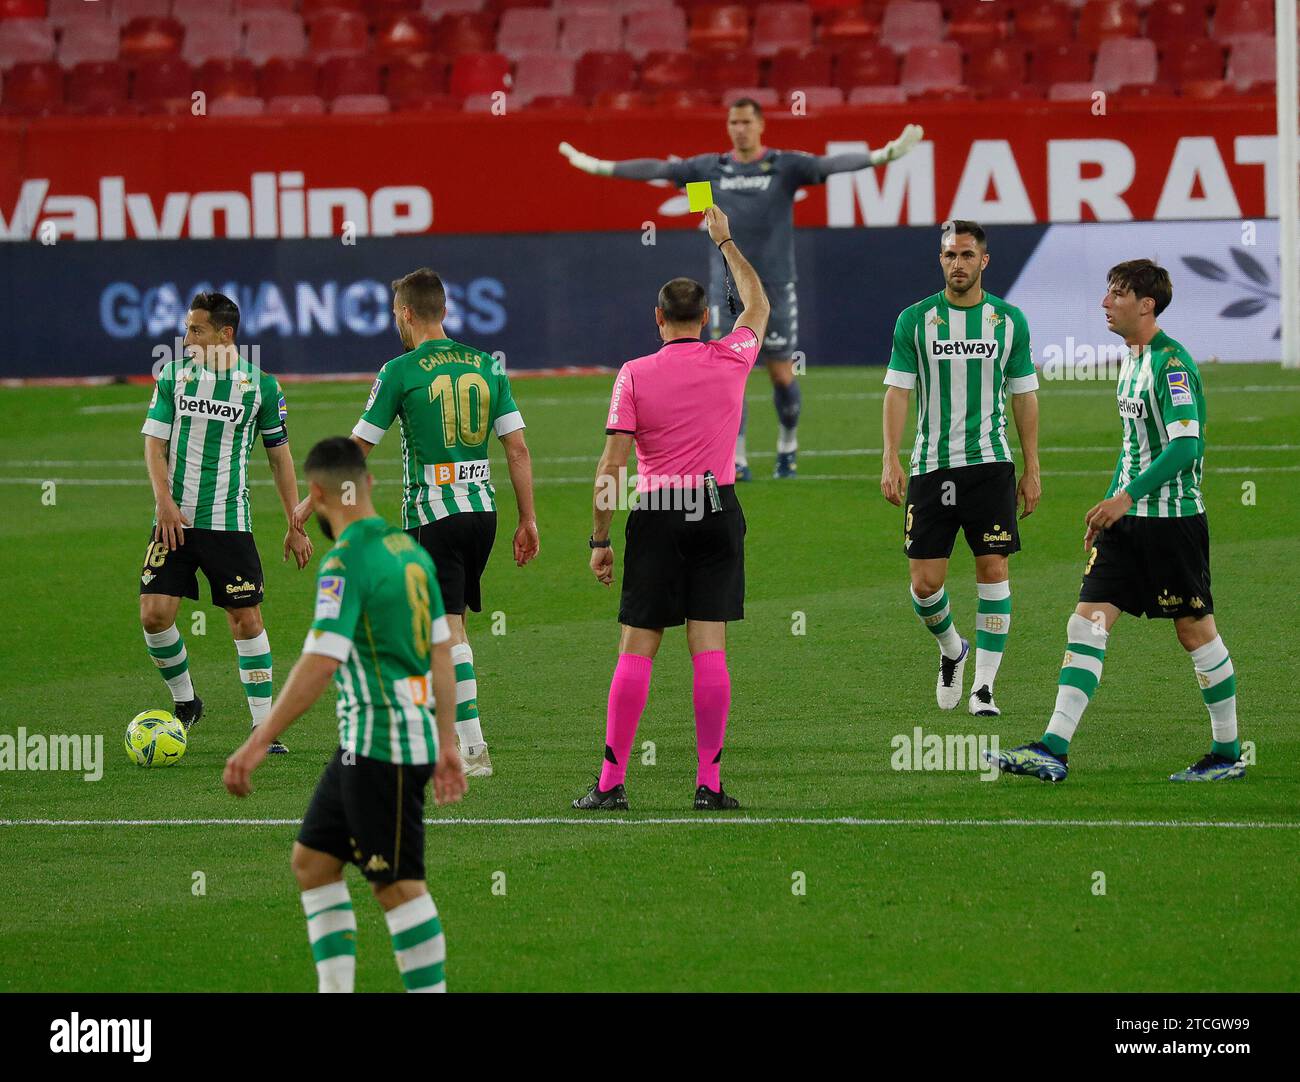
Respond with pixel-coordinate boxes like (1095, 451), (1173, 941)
(813, 124), (926, 176)
(558, 141), (679, 179)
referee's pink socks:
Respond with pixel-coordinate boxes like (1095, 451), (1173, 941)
(599, 653), (654, 791)
(692, 650), (731, 791)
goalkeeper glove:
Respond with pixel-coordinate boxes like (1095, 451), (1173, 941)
(869, 124), (924, 167)
(558, 141), (614, 176)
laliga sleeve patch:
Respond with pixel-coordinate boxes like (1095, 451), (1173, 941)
(277, 394), (288, 423)
(1166, 369), (1193, 406)
(366, 378), (381, 411)
(315, 575), (345, 621)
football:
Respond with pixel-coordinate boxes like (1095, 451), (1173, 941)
(124, 710), (188, 768)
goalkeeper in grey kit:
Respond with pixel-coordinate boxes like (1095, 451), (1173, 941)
(560, 97), (922, 480)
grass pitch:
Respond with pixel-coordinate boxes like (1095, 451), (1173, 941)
(1, 363), (1298, 992)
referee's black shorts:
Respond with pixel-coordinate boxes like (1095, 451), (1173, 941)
(407, 511), (497, 614)
(618, 484), (746, 629)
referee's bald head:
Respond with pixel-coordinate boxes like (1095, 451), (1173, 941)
(657, 277), (708, 334)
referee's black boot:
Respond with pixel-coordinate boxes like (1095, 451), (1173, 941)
(694, 785), (740, 811)
(573, 781), (628, 811)
(174, 695), (203, 732)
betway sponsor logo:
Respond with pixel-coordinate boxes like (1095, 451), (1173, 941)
(1, 173), (432, 241)
(930, 340), (998, 358)
(717, 175), (774, 192)
(177, 395), (247, 424)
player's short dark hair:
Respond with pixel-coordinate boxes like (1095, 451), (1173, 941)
(1107, 259), (1172, 316)
(391, 267), (447, 322)
(658, 277), (708, 324)
(943, 220), (987, 249)
(729, 97), (763, 117)
(305, 436), (367, 486)
(189, 291), (240, 336)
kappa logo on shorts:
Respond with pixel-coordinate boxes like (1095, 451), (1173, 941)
(1166, 369), (1193, 406)
(315, 575), (345, 620)
(363, 854), (391, 873)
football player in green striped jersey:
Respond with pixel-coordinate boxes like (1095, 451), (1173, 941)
(881, 221), (1041, 717)
(295, 269), (539, 779)
(140, 292), (313, 752)
(225, 437), (466, 993)
(989, 260), (1245, 784)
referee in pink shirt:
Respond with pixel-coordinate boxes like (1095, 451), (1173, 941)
(575, 205), (769, 811)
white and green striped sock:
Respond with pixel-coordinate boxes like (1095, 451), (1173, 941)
(386, 893), (446, 993)
(301, 881), (356, 993)
(974, 581), (1012, 690)
(235, 631), (272, 726)
(144, 624), (194, 703)
(1190, 636), (1239, 759)
(1043, 613), (1108, 756)
(910, 586), (963, 658)
(451, 642), (484, 752)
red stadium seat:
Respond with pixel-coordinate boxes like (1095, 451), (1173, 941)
(593, 88), (654, 109)
(947, 0), (1008, 50)
(384, 52), (447, 98)
(461, 90), (506, 110)
(392, 89), (460, 110)
(238, 0), (298, 11)
(900, 41), (961, 92)
(752, 2), (812, 56)
(1013, 1), (1074, 47)
(1048, 81), (1097, 100)
(448, 50), (509, 95)
(1029, 42), (1092, 87)
(1179, 77), (1229, 99)
(207, 95), (266, 115)
(1160, 37), (1226, 85)
(624, 7), (687, 58)
(815, 6), (881, 47)
(244, 12), (307, 64)
(1226, 35), (1275, 90)
(1214, 0), (1274, 47)
(691, 46), (757, 91)
(48, 0), (108, 29)
(656, 86), (717, 108)
(308, 11), (368, 57)
(834, 41), (898, 88)
(67, 58), (128, 110)
(111, 0), (171, 26)
(526, 92), (584, 107)
(846, 84), (905, 104)
(512, 52), (574, 102)
(2, 60), (63, 112)
(0, 0), (47, 18)
(720, 84), (778, 106)
(493, 0), (546, 7)
(1120, 81), (1177, 99)
(197, 57), (258, 99)
(990, 83), (1045, 100)
(180, 15), (243, 65)
(365, 0), (420, 17)
(433, 11), (494, 54)
(966, 41), (1028, 96)
(561, 10), (623, 55)
(496, 8), (558, 58)
(331, 92), (390, 112)
(132, 56), (193, 109)
(688, 5), (750, 51)
(878, 1), (943, 54)
(620, 0), (676, 11)
(320, 53), (381, 97)
(301, 0), (362, 16)
(767, 45), (831, 91)
(1145, 1), (1213, 45)
(375, 12), (437, 55)
(119, 16), (184, 60)
(57, 18), (118, 65)
(573, 49), (635, 97)
(1076, 1), (1139, 49)
(259, 55), (319, 97)
(913, 85), (974, 101)
(792, 84), (843, 108)
(1093, 36), (1155, 90)
(266, 93), (326, 114)
(173, 0), (234, 19)
(639, 49), (696, 90)
(0, 17), (53, 61)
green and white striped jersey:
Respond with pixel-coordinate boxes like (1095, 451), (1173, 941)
(141, 356), (288, 532)
(884, 290), (1038, 476)
(303, 516), (450, 765)
(352, 339), (525, 530)
(1108, 330), (1205, 518)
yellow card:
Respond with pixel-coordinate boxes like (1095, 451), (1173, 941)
(686, 181), (714, 212)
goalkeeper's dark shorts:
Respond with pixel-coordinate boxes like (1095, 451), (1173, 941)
(1078, 512), (1213, 619)
(712, 280), (797, 359)
(298, 748), (434, 883)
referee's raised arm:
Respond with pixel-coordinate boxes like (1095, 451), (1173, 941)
(704, 205), (770, 343)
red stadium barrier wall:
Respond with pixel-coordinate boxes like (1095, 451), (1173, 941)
(0, 100), (1279, 242)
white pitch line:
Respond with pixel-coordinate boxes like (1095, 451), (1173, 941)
(1, 817), (1296, 830)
